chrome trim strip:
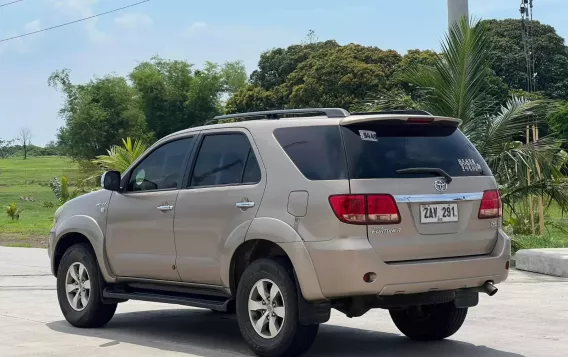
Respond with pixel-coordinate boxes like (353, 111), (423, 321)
(394, 192), (483, 203)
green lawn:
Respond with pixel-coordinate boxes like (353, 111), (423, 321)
(0, 156), (80, 243)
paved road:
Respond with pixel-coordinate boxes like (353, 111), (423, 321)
(0, 247), (566, 357)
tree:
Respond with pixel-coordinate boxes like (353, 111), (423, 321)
(49, 69), (149, 160)
(0, 138), (15, 158)
(391, 49), (438, 95)
(249, 40), (339, 90)
(286, 44), (402, 109)
(130, 56), (230, 138)
(547, 101), (568, 144)
(185, 62), (225, 124)
(221, 61), (248, 96)
(229, 42), (402, 112)
(18, 128), (32, 159)
(225, 85), (281, 114)
(482, 19), (568, 99)
(130, 56), (195, 139)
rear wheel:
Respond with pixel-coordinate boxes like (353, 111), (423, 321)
(236, 258), (319, 357)
(389, 302), (467, 341)
(56, 244), (117, 328)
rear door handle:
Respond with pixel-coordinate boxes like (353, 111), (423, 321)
(236, 201), (255, 208)
(157, 205), (174, 212)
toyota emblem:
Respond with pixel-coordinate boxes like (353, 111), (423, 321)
(434, 180), (448, 192)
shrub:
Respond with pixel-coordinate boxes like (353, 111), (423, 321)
(50, 176), (94, 206)
(5, 202), (21, 220)
(42, 201), (55, 208)
(93, 137), (147, 173)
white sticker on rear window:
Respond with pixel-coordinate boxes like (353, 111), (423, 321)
(359, 130), (377, 142)
(458, 159), (482, 172)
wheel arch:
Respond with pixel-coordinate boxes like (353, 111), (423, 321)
(53, 215), (115, 282)
(229, 239), (291, 295)
(224, 217), (326, 302)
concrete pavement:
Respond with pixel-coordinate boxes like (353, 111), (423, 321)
(0, 246), (567, 356)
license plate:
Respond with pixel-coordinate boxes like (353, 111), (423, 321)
(420, 203), (459, 224)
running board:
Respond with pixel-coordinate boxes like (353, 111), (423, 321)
(103, 287), (234, 312)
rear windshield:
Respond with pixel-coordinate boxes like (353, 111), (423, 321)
(273, 126), (348, 180)
(341, 122), (491, 179)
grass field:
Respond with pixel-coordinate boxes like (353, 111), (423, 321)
(0, 156), (80, 246)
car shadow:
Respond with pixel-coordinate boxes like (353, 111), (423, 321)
(47, 309), (525, 357)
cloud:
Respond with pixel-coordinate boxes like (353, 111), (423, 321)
(24, 20), (42, 33)
(0, 21), (40, 56)
(115, 13), (153, 28)
(50, 0), (105, 42)
(187, 21), (207, 34)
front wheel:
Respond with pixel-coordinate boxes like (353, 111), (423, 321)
(56, 244), (117, 328)
(389, 302), (467, 341)
(236, 258), (319, 357)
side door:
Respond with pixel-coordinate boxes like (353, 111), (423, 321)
(174, 129), (266, 285)
(105, 136), (196, 281)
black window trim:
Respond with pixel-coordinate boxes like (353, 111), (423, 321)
(184, 131), (262, 190)
(121, 136), (196, 194)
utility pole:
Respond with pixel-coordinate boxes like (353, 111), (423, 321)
(520, 0), (544, 235)
(448, 0), (469, 26)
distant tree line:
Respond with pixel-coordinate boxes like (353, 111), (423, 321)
(40, 19), (568, 161)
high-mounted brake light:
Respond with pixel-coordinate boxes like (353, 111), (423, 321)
(478, 190), (502, 219)
(329, 194), (401, 225)
(406, 117), (435, 124)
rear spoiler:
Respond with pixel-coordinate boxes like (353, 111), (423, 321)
(339, 114), (462, 126)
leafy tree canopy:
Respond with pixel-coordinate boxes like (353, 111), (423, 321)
(229, 42), (403, 112)
(49, 69), (149, 160)
(482, 19), (568, 99)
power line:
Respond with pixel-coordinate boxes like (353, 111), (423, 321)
(0, 0), (150, 43)
(0, 0), (24, 8)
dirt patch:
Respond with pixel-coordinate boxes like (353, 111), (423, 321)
(0, 233), (48, 248)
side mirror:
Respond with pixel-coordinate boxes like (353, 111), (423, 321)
(101, 171), (121, 192)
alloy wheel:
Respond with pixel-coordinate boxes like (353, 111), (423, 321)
(248, 279), (286, 339)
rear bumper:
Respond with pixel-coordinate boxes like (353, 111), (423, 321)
(304, 229), (510, 299)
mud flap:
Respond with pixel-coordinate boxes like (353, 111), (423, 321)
(454, 289), (479, 308)
(295, 280), (331, 325)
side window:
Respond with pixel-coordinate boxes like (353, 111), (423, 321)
(242, 149), (261, 184)
(126, 138), (193, 192)
(273, 126), (348, 180)
(190, 133), (260, 187)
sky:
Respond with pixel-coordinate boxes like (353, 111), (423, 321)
(1, 0), (568, 146)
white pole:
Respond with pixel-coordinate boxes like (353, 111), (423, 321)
(448, 0), (469, 27)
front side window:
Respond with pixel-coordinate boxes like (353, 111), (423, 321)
(126, 138), (193, 192)
(190, 133), (261, 187)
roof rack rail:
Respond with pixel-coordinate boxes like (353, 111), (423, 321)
(350, 109), (433, 116)
(206, 108), (350, 125)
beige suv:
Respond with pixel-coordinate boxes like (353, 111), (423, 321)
(49, 108), (510, 357)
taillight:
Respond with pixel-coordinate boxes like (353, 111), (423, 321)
(367, 195), (401, 223)
(329, 194), (400, 225)
(329, 195), (366, 224)
(478, 190), (502, 219)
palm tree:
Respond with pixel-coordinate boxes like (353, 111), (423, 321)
(93, 137), (147, 173)
(374, 18), (568, 234)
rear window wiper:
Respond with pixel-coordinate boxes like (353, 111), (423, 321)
(396, 167), (453, 183)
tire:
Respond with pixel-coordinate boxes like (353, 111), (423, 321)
(56, 243), (117, 328)
(236, 258), (319, 357)
(389, 302), (468, 341)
